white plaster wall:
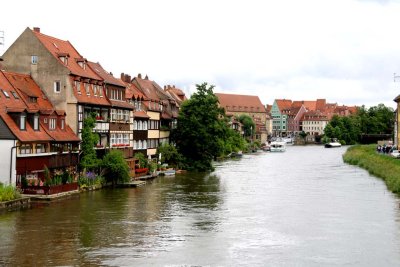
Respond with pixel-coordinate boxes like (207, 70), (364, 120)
(0, 140), (16, 186)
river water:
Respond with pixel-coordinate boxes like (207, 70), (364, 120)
(1, 145), (400, 266)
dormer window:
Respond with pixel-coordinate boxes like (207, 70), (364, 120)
(11, 91), (19, 99)
(61, 119), (65, 130)
(75, 81), (81, 93)
(2, 90), (10, 98)
(76, 58), (87, 70)
(59, 56), (68, 65)
(85, 83), (90, 95)
(20, 113), (26, 130)
(33, 114), (39, 131)
(29, 97), (37, 103)
(49, 118), (56, 130)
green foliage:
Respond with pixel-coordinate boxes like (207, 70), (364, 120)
(134, 152), (148, 168)
(102, 150), (130, 185)
(157, 142), (183, 168)
(171, 82), (245, 171)
(80, 114), (101, 171)
(78, 171), (105, 188)
(299, 131), (307, 139)
(238, 114), (255, 138)
(0, 184), (21, 202)
(343, 145), (400, 194)
(324, 104), (394, 145)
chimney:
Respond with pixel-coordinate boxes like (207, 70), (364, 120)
(33, 27), (40, 33)
(164, 85), (167, 90)
(124, 74), (129, 82)
(127, 75), (131, 82)
(138, 73), (142, 79)
(145, 74), (148, 80)
(121, 73), (125, 80)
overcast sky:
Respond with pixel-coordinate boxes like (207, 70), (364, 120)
(1, 0), (400, 108)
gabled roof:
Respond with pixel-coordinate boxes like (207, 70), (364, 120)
(0, 70), (79, 143)
(3, 72), (53, 114)
(132, 74), (166, 102)
(215, 93), (266, 113)
(133, 110), (150, 119)
(292, 100), (317, 111)
(302, 110), (329, 121)
(87, 62), (126, 87)
(124, 81), (146, 100)
(32, 28), (101, 81)
(275, 99), (292, 111)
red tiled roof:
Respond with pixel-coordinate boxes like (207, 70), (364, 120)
(42, 121), (80, 142)
(109, 99), (134, 110)
(72, 77), (110, 106)
(0, 70), (79, 143)
(32, 29), (102, 81)
(87, 62), (126, 87)
(215, 93), (266, 113)
(133, 110), (150, 118)
(4, 72), (54, 113)
(275, 99), (292, 111)
(292, 100), (316, 111)
(124, 81), (146, 100)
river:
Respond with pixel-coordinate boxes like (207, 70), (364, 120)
(1, 145), (400, 266)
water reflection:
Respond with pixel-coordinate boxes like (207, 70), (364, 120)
(1, 146), (400, 266)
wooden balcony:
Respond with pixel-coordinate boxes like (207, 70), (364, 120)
(17, 152), (79, 173)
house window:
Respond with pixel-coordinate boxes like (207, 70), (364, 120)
(36, 143), (45, 153)
(143, 121), (148, 130)
(111, 109), (117, 121)
(31, 55), (38, 64)
(85, 83), (90, 95)
(133, 140), (137, 149)
(124, 110), (129, 122)
(61, 119), (65, 130)
(20, 114), (26, 130)
(33, 114), (39, 131)
(133, 120), (137, 130)
(20, 144), (32, 154)
(49, 118), (56, 130)
(75, 81), (81, 93)
(54, 81), (61, 93)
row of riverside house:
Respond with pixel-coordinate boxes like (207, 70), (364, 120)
(0, 27), (186, 187)
(268, 99), (357, 141)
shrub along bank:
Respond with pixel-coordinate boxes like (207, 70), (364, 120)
(343, 145), (400, 194)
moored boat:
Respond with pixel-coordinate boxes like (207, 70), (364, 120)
(324, 139), (342, 148)
(270, 141), (286, 152)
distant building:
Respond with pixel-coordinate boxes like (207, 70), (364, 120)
(215, 93), (267, 144)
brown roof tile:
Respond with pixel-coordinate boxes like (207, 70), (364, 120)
(216, 93), (266, 113)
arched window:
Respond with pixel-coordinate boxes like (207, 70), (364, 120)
(138, 121), (142, 130)
(133, 120), (137, 130)
(143, 121), (148, 130)
(138, 140), (142, 149)
(143, 140), (147, 149)
(133, 140), (137, 149)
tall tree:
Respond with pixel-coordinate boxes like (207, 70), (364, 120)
(171, 82), (234, 171)
(80, 114), (100, 172)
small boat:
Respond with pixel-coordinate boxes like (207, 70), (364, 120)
(162, 169), (176, 176)
(324, 139), (342, 148)
(270, 141), (286, 152)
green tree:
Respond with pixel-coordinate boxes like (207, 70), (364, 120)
(102, 150), (130, 186)
(238, 114), (255, 139)
(80, 114), (100, 172)
(157, 142), (183, 168)
(171, 82), (236, 171)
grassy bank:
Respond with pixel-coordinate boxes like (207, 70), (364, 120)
(0, 184), (21, 202)
(343, 144), (400, 194)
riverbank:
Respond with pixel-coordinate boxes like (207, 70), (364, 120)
(343, 144), (400, 194)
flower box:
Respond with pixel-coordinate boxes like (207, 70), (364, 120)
(135, 168), (148, 174)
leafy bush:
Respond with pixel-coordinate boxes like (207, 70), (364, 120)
(0, 184), (21, 202)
